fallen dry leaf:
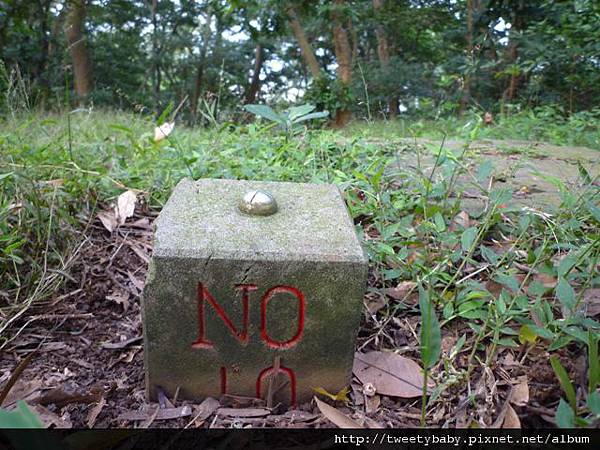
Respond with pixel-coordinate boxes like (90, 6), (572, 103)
(7, 202), (23, 213)
(140, 405), (160, 428)
(43, 179), (64, 187)
(106, 290), (130, 311)
(441, 335), (457, 354)
(157, 387), (175, 409)
(502, 405), (521, 428)
(353, 351), (429, 398)
(510, 379), (529, 406)
(449, 210), (474, 231)
(119, 405), (192, 421)
(314, 397), (363, 429)
(185, 397), (220, 428)
(86, 396), (106, 428)
(31, 404), (72, 428)
(282, 410), (319, 423)
(533, 273), (557, 289)
(97, 190), (137, 232)
(36, 384), (103, 408)
(129, 217), (152, 230)
(582, 289), (600, 316)
(364, 294), (386, 314)
(2, 379), (45, 408)
(365, 394), (380, 414)
(217, 407), (271, 418)
(97, 210), (117, 233)
(350, 383), (364, 406)
(154, 122), (174, 142)
(128, 271), (145, 292)
(101, 335), (142, 350)
(116, 190), (137, 225)
(129, 243), (150, 264)
(364, 417), (385, 428)
(383, 281), (417, 303)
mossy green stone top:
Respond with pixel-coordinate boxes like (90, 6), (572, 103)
(153, 178), (367, 264)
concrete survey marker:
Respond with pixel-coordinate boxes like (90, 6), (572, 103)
(142, 178), (367, 405)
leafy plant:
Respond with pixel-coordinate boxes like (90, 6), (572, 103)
(550, 333), (600, 428)
(419, 285), (441, 427)
(244, 104), (329, 136)
(0, 401), (43, 428)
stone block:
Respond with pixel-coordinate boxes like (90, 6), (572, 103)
(142, 178), (367, 405)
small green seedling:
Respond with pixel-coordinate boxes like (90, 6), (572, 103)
(244, 103), (329, 136)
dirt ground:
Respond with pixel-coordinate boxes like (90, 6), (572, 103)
(0, 140), (596, 429)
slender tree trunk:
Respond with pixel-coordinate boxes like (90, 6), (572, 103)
(151, 0), (161, 108)
(504, 6), (522, 104)
(287, 4), (321, 79)
(48, 4), (67, 59)
(244, 43), (264, 104)
(459, 0), (477, 114)
(211, 17), (224, 120)
(332, 0), (353, 127)
(348, 19), (358, 63)
(373, 0), (398, 118)
(190, 11), (212, 121)
(35, 0), (52, 87)
(506, 45), (518, 101)
(65, 0), (93, 98)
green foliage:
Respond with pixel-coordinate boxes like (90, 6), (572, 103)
(346, 106), (600, 149)
(419, 286), (442, 370)
(244, 103), (329, 135)
(418, 285), (441, 427)
(550, 356), (577, 411)
(0, 401), (43, 428)
(555, 399), (575, 428)
(304, 77), (354, 119)
(0, 0), (599, 122)
(550, 336), (600, 428)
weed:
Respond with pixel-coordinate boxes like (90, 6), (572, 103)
(244, 104), (329, 138)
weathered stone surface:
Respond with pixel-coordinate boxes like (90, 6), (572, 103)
(393, 138), (600, 212)
(142, 178), (367, 405)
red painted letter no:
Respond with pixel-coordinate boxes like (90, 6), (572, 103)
(260, 286), (305, 349)
(192, 284), (305, 349)
(191, 283), (257, 349)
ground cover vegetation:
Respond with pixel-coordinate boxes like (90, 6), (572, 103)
(0, 0), (599, 429)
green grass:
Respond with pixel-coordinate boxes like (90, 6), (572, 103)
(345, 106), (600, 150)
(1, 109), (599, 426)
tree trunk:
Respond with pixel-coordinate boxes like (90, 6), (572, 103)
(151, 0), (161, 108)
(503, 5), (522, 105)
(506, 45), (518, 101)
(190, 11), (212, 121)
(211, 17), (224, 120)
(65, 0), (93, 98)
(332, 0), (353, 127)
(244, 43), (264, 104)
(459, 0), (477, 114)
(287, 4), (321, 79)
(49, 4), (67, 59)
(348, 19), (358, 63)
(373, 0), (398, 118)
(35, 0), (52, 87)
